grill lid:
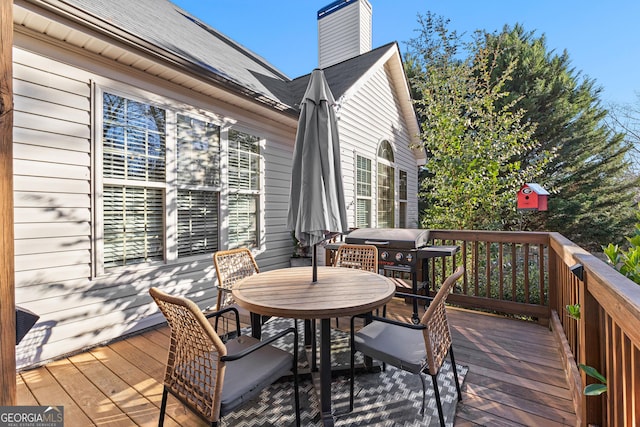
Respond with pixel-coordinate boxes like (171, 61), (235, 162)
(345, 228), (430, 249)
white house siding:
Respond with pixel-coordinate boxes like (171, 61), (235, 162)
(261, 138), (296, 268)
(12, 36), (297, 369)
(356, 0), (373, 59)
(336, 63), (420, 228)
(318, 0), (372, 69)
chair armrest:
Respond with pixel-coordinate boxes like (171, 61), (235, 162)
(204, 306), (241, 336)
(205, 305), (240, 321)
(394, 291), (434, 304)
(368, 315), (426, 330)
(221, 326), (298, 361)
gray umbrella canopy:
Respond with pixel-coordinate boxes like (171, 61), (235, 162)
(287, 69), (348, 270)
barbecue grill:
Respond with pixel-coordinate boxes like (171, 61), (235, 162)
(344, 228), (458, 322)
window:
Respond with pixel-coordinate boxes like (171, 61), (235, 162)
(228, 129), (261, 249)
(176, 115), (220, 257)
(377, 140), (395, 228)
(378, 140), (395, 163)
(399, 170), (407, 228)
(101, 92), (222, 269)
(377, 164), (395, 227)
(102, 93), (167, 267)
(356, 155), (372, 228)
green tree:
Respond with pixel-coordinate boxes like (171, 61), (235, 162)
(407, 14), (552, 230)
(483, 25), (639, 251)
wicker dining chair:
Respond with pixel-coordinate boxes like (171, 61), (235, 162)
(332, 243), (379, 326)
(149, 287), (300, 427)
(333, 244), (378, 273)
(349, 266), (465, 427)
(213, 247), (259, 312)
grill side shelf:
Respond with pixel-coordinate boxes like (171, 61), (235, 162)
(418, 245), (460, 258)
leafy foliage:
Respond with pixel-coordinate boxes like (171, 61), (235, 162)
(482, 25), (639, 250)
(565, 303), (580, 320)
(565, 304), (608, 396)
(405, 16), (638, 250)
(603, 205), (640, 284)
(406, 14), (552, 230)
(579, 364), (607, 396)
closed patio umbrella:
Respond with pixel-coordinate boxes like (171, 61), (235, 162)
(287, 68), (348, 282)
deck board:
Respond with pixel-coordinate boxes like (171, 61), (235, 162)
(69, 350), (159, 426)
(21, 361), (95, 424)
(16, 298), (578, 426)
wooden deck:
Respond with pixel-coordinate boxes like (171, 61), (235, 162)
(16, 298), (577, 426)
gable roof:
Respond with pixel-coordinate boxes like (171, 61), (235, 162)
(289, 42), (397, 108)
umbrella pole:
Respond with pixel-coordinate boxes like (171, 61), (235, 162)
(312, 243), (318, 282)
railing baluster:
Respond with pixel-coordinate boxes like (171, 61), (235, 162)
(462, 241), (468, 294)
(486, 241), (491, 298)
(538, 243), (545, 306)
(524, 243), (530, 304)
(499, 243), (504, 300)
(474, 241), (479, 297)
(511, 243), (517, 302)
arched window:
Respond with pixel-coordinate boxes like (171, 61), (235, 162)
(377, 140), (394, 162)
(377, 140), (395, 228)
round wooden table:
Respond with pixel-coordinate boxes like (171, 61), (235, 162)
(233, 266), (396, 427)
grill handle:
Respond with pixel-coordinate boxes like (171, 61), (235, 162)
(364, 240), (389, 246)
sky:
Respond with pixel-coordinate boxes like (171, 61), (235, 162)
(171, 1), (640, 107)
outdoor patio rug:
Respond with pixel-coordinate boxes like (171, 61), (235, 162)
(222, 317), (468, 426)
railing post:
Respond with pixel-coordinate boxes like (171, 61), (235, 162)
(580, 274), (604, 426)
(0, 0), (16, 406)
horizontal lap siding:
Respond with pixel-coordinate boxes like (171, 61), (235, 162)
(12, 44), (296, 369)
(337, 65), (419, 228)
(260, 139), (295, 269)
(318, 5), (361, 68)
(13, 55), (92, 283)
(13, 49), (98, 368)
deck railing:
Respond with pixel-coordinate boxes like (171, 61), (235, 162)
(428, 230), (551, 323)
(326, 229), (640, 425)
(426, 230), (640, 426)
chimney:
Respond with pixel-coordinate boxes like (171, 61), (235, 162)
(317, 0), (372, 69)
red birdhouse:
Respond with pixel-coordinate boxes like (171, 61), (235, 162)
(517, 183), (549, 211)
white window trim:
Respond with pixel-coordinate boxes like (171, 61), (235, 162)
(92, 81), (104, 278)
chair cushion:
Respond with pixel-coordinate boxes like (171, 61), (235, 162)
(354, 321), (426, 374)
(220, 335), (293, 415)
